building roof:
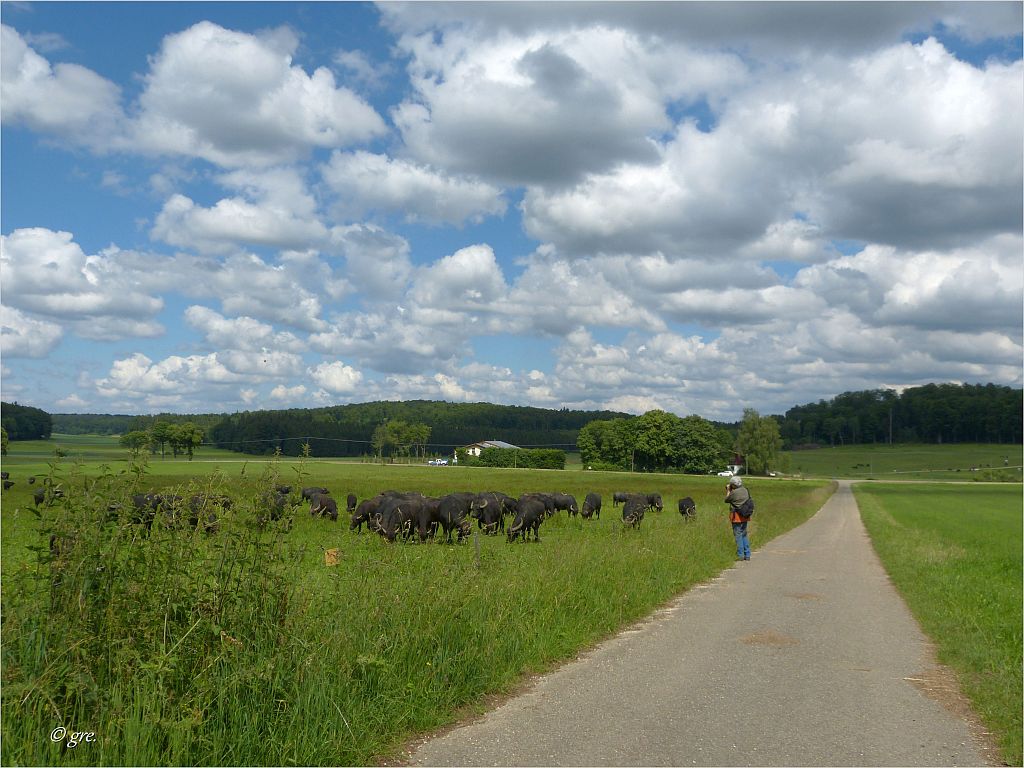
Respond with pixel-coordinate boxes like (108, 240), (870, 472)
(466, 440), (520, 450)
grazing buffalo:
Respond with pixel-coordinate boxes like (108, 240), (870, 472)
(0, 471), (7, 480)
(432, 493), (474, 543)
(259, 488), (291, 526)
(581, 492), (602, 519)
(2, 480), (13, 491)
(131, 493), (185, 529)
(346, 493), (357, 514)
(646, 493), (664, 512)
(551, 493), (578, 516)
(612, 491), (629, 506)
(678, 496), (696, 520)
(309, 493), (339, 522)
(508, 495), (546, 542)
(187, 493), (228, 533)
(302, 486), (330, 502)
(350, 495), (385, 532)
(377, 495), (422, 542)
(622, 495), (647, 528)
(519, 492), (557, 517)
(34, 485), (65, 507)
(470, 492), (507, 535)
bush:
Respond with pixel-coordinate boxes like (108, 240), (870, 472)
(1, 458), (306, 765)
(458, 447), (566, 470)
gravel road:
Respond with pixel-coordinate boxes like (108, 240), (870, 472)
(404, 481), (994, 767)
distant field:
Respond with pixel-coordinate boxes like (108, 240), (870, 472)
(856, 483), (1023, 765)
(785, 443), (1022, 481)
(7, 435), (1021, 483)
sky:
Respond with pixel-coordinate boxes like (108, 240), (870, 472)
(1, 1), (1022, 422)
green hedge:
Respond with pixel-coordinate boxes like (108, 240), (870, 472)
(457, 447), (566, 469)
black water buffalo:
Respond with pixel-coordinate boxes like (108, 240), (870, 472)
(377, 495), (423, 542)
(551, 493), (578, 516)
(581, 492), (602, 519)
(2, 480), (13, 491)
(259, 488), (291, 525)
(622, 495), (647, 528)
(519, 492), (557, 517)
(130, 492), (185, 529)
(507, 495), (546, 542)
(302, 486), (330, 501)
(432, 493), (474, 543)
(646, 493), (664, 512)
(187, 493), (229, 533)
(34, 485), (65, 507)
(309, 493), (339, 521)
(612, 491), (629, 506)
(0, 471), (7, 480)
(350, 495), (384, 532)
(678, 496), (696, 519)
(470, 492), (505, 534)
(346, 493), (357, 514)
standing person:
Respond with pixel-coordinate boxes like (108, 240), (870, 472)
(725, 476), (751, 561)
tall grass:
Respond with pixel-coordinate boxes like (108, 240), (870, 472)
(2, 458), (832, 765)
(855, 483), (1022, 765)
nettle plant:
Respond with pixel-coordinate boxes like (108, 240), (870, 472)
(2, 456), (310, 765)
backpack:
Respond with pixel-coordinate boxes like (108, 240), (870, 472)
(737, 496), (755, 519)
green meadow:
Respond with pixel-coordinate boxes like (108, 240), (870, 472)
(856, 483), (1023, 765)
(2, 435), (1021, 765)
(785, 442), (1022, 481)
(1, 438), (832, 766)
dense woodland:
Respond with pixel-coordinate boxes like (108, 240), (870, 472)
(1, 402), (53, 440)
(775, 384), (1022, 447)
(15, 383), (1023, 456)
(50, 412), (224, 435)
(208, 401), (630, 457)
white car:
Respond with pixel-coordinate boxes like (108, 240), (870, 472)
(427, 458), (449, 466)
(717, 470), (734, 477)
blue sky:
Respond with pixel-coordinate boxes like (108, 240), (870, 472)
(1, 1), (1022, 421)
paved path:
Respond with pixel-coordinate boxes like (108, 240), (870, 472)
(406, 482), (993, 767)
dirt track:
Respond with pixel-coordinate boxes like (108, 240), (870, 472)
(404, 481), (995, 767)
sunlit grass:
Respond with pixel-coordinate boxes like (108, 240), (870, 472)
(856, 483), (1022, 765)
(1, 453), (833, 765)
(786, 443), (1022, 480)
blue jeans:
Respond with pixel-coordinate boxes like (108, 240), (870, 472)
(732, 521), (750, 559)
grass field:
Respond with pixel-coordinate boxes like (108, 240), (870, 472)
(785, 442), (1023, 481)
(5, 434), (1022, 481)
(1, 442), (834, 766)
(855, 483), (1023, 765)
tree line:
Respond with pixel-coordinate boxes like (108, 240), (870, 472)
(1, 402), (53, 440)
(119, 421), (205, 460)
(577, 409), (782, 475)
(208, 400), (629, 457)
(51, 412), (224, 435)
(775, 383), (1022, 447)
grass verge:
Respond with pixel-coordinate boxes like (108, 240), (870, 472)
(855, 483), (1022, 765)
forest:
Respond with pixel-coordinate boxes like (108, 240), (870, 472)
(775, 383), (1022, 447)
(207, 400), (630, 457)
(1, 402), (53, 440)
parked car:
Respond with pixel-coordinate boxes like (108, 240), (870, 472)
(717, 470), (734, 477)
(427, 458), (449, 466)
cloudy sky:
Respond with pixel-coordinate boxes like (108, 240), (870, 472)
(1, 2), (1021, 421)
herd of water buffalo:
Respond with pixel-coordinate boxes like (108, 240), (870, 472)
(5, 471), (700, 545)
(317, 486), (698, 542)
